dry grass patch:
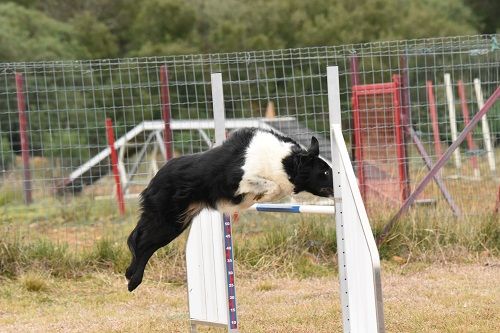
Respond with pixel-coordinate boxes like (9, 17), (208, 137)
(0, 262), (498, 332)
(20, 272), (50, 292)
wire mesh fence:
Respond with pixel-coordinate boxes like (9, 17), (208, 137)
(1, 34), (499, 248)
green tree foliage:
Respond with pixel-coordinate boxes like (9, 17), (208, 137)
(0, 135), (13, 170)
(276, 0), (477, 47)
(70, 11), (118, 59)
(465, 0), (500, 33)
(0, 0), (484, 58)
(0, 3), (88, 61)
(129, 0), (199, 56)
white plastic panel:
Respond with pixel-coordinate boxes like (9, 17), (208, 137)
(327, 66), (385, 333)
(186, 209), (228, 326)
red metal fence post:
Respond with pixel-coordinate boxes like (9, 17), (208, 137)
(426, 81), (443, 158)
(457, 80), (480, 178)
(393, 74), (410, 201)
(160, 65), (173, 161)
(349, 56), (367, 200)
(351, 92), (366, 200)
(349, 56), (360, 86)
(398, 56), (412, 201)
(15, 72), (33, 205)
(105, 118), (125, 216)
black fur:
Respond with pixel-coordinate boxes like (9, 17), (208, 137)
(125, 127), (333, 291)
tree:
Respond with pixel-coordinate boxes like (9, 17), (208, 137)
(71, 11), (118, 59)
(464, 0), (500, 33)
(0, 3), (88, 61)
(128, 0), (200, 56)
(292, 0), (478, 47)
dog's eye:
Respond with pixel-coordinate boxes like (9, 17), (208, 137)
(324, 171), (329, 176)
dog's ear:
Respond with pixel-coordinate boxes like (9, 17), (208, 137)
(307, 136), (319, 156)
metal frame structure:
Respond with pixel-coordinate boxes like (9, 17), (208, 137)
(351, 74), (409, 203)
(350, 58), (460, 216)
(64, 117), (296, 196)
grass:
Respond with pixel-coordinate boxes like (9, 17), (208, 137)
(0, 262), (497, 332)
(1, 202), (498, 281)
(20, 272), (50, 292)
(0, 162), (499, 330)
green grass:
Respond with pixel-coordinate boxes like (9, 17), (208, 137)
(1, 205), (498, 282)
(0, 176), (498, 332)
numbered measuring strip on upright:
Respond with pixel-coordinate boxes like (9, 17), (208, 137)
(223, 213), (238, 330)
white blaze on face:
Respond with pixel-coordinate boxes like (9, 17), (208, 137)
(237, 131), (295, 201)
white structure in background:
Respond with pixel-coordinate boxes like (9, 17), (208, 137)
(185, 67), (385, 333)
(444, 73), (462, 172)
(474, 78), (497, 176)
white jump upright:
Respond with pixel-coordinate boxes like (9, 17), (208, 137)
(185, 73), (238, 333)
(444, 73), (462, 172)
(327, 66), (385, 333)
(474, 78), (496, 176)
(185, 68), (384, 333)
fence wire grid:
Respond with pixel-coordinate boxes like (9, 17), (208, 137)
(0, 34), (499, 248)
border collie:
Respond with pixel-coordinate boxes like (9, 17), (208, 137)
(125, 127), (333, 291)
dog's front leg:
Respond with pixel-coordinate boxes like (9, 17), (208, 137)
(237, 176), (282, 202)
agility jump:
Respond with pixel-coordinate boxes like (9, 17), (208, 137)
(186, 67), (384, 333)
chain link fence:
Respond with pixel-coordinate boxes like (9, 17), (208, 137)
(1, 34), (498, 248)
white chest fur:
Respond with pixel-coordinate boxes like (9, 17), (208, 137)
(235, 131), (295, 203)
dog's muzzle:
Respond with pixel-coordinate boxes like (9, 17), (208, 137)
(320, 187), (334, 197)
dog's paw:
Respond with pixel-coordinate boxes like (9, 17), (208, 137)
(253, 192), (264, 201)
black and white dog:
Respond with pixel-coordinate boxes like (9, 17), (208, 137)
(125, 127), (333, 291)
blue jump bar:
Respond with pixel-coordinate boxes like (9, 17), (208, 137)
(255, 204), (301, 213)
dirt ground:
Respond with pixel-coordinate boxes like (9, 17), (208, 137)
(0, 261), (498, 332)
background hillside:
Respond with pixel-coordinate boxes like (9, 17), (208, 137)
(0, 0), (498, 62)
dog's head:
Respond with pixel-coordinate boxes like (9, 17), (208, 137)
(286, 137), (334, 198)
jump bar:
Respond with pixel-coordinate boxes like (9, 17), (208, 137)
(249, 204), (335, 214)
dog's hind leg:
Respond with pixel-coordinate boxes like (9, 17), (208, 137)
(127, 245), (159, 291)
(125, 228), (140, 281)
(126, 218), (190, 292)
